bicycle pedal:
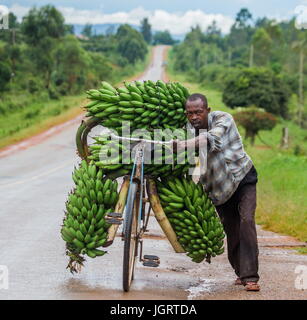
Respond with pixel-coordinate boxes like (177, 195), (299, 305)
(143, 261), (159, 267)
(144, 255), (159, 261)
(143, 255), (160, 267)
(105, 212), (123, 225)
(107, 212), (122, 218)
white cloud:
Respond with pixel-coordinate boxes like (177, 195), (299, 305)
(8, 4), (234, 35)
(150, 9), (234, 34)
(0, 5), (9, 16)
(294, 5), (307, 29)
(9, 4), (30, 19)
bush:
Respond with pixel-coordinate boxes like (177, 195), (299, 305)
(24, 109), (41, 119)
(28, 77), (44, 94)
(198, 65), (238, 89)
(0, 62), (11, 92)
(48, 85), (60, 100)
(222, 67), (290, 118)
(234, 106), (277, 145)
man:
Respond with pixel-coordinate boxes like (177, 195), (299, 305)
(173, 93), (260, 292)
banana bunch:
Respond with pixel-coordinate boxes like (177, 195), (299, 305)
(87, 130), (193, 179)
(84, 80), (190, 130)
(156, 176), (225, 263)
(61, 160), (119, 272)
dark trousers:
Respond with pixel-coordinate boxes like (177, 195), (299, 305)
(215, 166), (259, 283)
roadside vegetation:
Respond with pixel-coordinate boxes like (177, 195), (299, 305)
(0, 5), (152, 148)
(167, 7), (307, 242)
(168, 68), (306, 242)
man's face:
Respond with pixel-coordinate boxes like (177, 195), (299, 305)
(185, 98), (210, 129)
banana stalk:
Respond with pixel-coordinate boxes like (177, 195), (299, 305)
(76, 121), (87, 159)
(76, 117), (101, 161)
(81, 117), (102, 160)
(146, 178), (185, 253)
(103, 176), (130, 247)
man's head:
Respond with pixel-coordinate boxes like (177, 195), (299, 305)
(185, 93), (211, 129)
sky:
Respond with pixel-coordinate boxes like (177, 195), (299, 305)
(1, 0), (307, 35)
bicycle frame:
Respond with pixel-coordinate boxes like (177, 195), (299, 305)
(122, 142), (152, 242)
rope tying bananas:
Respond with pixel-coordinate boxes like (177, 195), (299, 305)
(87, 129), (192, 178)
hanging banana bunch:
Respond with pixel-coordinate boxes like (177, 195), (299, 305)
(156, 176), (225, 263)
(61, 160), (118, 273)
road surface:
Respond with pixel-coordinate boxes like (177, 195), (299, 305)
(0, 45), (306, 300)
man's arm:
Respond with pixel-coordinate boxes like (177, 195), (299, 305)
(173, 133), (207, 152)
(206, 113), (233, 152)
(173, 113), (233, 153)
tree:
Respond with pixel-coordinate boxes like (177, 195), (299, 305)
(203, 21), (224, 48)
(81, 24), (92, 38)
(116, 24), (147, 64)
(5, 43), (20, 75)
(153, 30), (175, 45)
(184, 25), (204, 43)
(21, 5), (65, 46)
(0, 13), (20, 43)
(118, 37), (146, 64)
(0, 62), (11, 91)
(206, 20), (221, 36)
(234, 107), (277, 145)
(65, 24), (74, 35)
(53, 35), (90, 93)
(292, 33), (307, 127)
(21, 5), (66, 89)
(229, 8), (253, 49)
(235, 8), (253, 29)
(251, 28), (272, 66)
(8, 12), (18, 28)
(140, 18), (152, 44)
(222, 67), (289, 117)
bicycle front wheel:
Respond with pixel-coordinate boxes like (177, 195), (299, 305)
(123, 182), (138, 292)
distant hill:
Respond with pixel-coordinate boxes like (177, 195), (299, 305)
(72, 23), (185, 42)
(72, 23), (138, 36)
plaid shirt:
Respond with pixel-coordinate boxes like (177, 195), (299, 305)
(186, 111), (253, 206)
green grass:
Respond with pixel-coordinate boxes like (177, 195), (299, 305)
(295, 247), (307, 255)
(0, 94), (86, 149)
(0, 46), (154, 149)
(166, 49), (307, 243)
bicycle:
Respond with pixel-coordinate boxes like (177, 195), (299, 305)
(106, 140), (162, 292)
(77, 119), (185, 292)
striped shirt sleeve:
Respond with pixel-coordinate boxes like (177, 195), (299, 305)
(207, 113), (233, 152)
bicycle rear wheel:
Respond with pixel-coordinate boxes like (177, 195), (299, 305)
(123, 182), (139, 292)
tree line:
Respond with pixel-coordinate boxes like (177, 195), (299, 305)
(172, 8), (307, 128)
(0, 5), (149, 115)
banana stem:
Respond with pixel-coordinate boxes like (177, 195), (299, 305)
(146, 178), (185, 253)
(81, 117), (101, 160)
(75, 116), (101, 161)
(103, 176), (130, 247)
(76, 121), (87, 159)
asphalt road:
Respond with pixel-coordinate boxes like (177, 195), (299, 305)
(0, 45), (306, 300)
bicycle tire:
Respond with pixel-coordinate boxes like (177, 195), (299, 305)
(123, 182), (138, 292)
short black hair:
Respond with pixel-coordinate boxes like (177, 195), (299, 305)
(186, 93), (208, 109)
